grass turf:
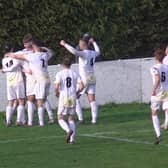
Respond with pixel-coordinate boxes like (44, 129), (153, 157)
(0, 103), (167, 168)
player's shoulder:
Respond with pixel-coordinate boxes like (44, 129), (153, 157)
(163, 56), (168, 65)
(151, 63), (163, 73)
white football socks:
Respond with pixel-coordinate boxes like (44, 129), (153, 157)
(27, 101), (34, 125)
(45, 100), (54, 120)
(17, 105), (25, 123)
(90, 101), (98, 123)
(12, 102), (17, 112)
(38, 107), (44, 126)
(58, 119), (70, 133)
(152, 115), (160, 138)
(164, 110), (168, 125)
(69, 120), (76, 142)
(6, 106), (14, 124)
(76, 99), (83, 121)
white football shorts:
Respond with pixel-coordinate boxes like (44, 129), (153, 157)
(34, 81), (50, 99)
(7, 81), (25, 100)
(151, 96), (168, 111)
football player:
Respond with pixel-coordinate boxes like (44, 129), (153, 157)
(1, 44), (25, 126)
(160, 46), (168, 129)
(150, 49), (168, 144)
(16, 34), (54, 126)
(54, 57), (84, 143)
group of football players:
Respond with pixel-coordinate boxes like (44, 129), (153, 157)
(2, 32), (168, 145)
(0, 33), (100, 144)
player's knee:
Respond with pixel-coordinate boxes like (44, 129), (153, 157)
(58, 115), (64, 120)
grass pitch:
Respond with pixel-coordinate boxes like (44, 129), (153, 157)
(0, 103), (167, 168)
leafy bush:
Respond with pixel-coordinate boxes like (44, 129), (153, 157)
(0, 0), (168, 65)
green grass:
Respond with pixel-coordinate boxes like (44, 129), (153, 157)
(0, 103), (167, 168)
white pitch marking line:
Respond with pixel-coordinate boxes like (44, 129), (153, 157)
(90, 129), (153, 136)
(0, 135), (64, 144)
(79, 133), (168, 147)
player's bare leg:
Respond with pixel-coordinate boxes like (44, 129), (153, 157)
(37, 99), (44, 126)
(151, 109), (161, 144)
(27, 95), (35, 126)
(87, 93), (98, 124)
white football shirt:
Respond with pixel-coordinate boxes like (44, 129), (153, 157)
(64, 42), (100, 83)
(2, 57), (24, 86)
(25, 52), (50, 82)
(54, 69), (82, 107)
(150, 63), (168, 94)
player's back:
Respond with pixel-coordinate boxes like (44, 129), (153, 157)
(151, 63), (168, 93)
(57, 69), (79, 96)
(78, 50), (98, 82)
(2, 57), (23, 86)
(26, 52), (49, 81)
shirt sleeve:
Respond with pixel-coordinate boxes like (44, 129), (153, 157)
(47, 49), (54, 60)
(54, 72), (61, 84)
(64, 43), (86, 58)
(93, 41), (100, 57)
(151, 67), (159, 75)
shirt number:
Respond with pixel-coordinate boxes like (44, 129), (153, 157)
(6, 60), (13, 68)
(40, 59), (46, 68)
(161, 72), (166, 82)
(66, 77), (72, 88)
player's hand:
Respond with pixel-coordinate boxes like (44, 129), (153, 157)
(4, 52), (12, 57)
(6, 53), (15, 58)
(22, 69), (32, 75)
(60, 40), (65, 46)
(76, 91), (81, 99)
(89, 38), (94, 43)
(55, 91), (60, 97)
(151, 90), (156, 96)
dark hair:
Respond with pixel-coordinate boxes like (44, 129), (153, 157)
(22, 33), (33, 43)
(62, 57), (72, 67)
(154, 48), (165, 62)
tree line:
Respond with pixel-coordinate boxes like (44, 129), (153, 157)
(0, 0), (168, 65)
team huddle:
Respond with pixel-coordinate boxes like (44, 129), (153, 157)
(0, 33), (100, 144)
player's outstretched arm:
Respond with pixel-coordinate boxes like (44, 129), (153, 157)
(7, 52), (26, 60)
(60, 40), (86, 58)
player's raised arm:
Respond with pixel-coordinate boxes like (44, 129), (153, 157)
(7, 52), (27, 60)
(60, 40), (86, 58)
(41, 47), (54, 60)
(89, 38), (100, 56)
